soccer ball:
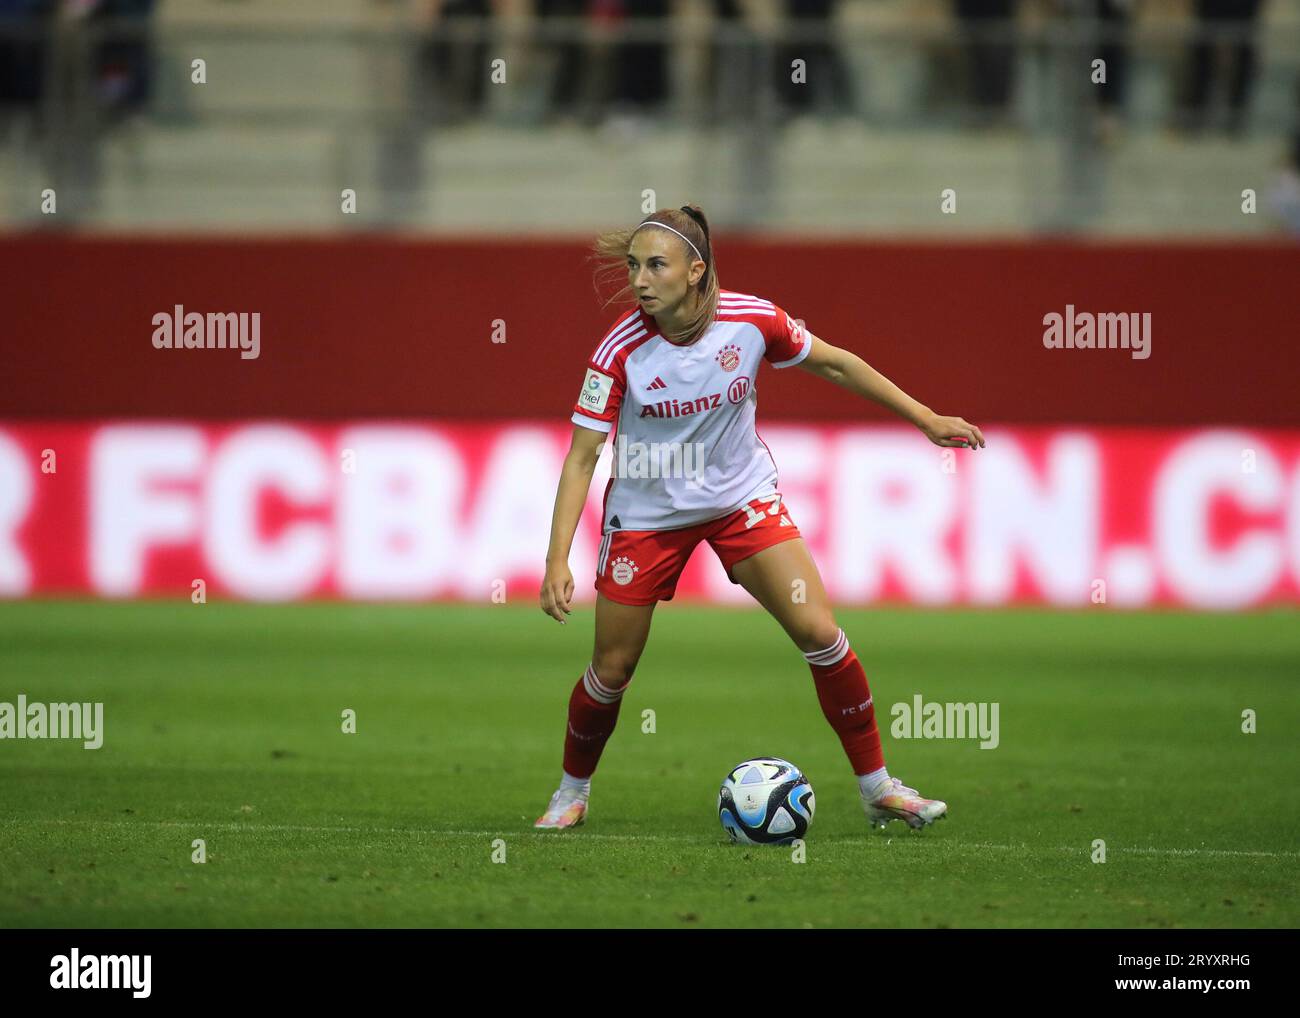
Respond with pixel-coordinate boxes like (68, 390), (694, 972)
(718, 757), (815, 845)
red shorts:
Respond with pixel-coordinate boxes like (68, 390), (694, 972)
(594, 492), (802, 605)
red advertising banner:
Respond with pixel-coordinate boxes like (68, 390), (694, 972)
(2, 421), (1298, 608)
(3, 237), (1299, 427)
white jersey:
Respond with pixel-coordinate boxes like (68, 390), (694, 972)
(571, 289), (811, 531)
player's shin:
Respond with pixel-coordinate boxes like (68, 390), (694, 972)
(561, 663), (628, 779)
(803, 629), (885, 777)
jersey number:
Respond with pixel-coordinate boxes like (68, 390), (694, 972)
(742, 494), (783, 530)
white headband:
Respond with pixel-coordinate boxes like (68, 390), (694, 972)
(632, 221), (705, 264)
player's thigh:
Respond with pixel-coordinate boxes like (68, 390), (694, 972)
(591, 593), (656, 687)
(727, 538), (840, 654)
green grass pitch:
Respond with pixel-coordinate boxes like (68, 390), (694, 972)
(1, 600), (1296, 928)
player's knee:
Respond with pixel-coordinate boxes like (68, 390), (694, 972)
(795, 619), (843, 657)
(590, 653), (637, 690)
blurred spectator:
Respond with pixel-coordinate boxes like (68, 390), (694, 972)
(26, 0), (156, 222)
(1267, 85), (1300, 234)
(706, 0), (761, 125)
(1060, 0), (1134, 146)
(1182, 0), (1265, 134)
(89, 0), (154, 119)
(953, 0), (1019, 121)
(608, 0), (670, 117)
(423, 0), (491, 124)
(536, 0), (592, 123)
(1, 0), (154, 117)
(773, 0), (857, 120)
(1093, 0), (1131, 120)
(0, 0), (51, 110)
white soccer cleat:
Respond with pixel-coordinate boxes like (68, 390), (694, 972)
(534, 787), (589, 830)
(862, 776), (947, 831)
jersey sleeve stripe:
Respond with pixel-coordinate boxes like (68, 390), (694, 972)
(719, 293), (774, 310)
(596, 326), (648, 370)
(594, 315), (646, 368)
(571, 410), (613, 432)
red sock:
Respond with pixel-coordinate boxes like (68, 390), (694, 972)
(561, 664), (626, 779)
(804, 629), (884, 776)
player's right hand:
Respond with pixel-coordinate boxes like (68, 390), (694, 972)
(539, 561), (575, 624)
(919, 412), (985, 450)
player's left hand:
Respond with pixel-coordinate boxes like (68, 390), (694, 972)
(919, 413), (985, 450)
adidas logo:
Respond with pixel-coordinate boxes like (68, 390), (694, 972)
(645, 376), (668, 391)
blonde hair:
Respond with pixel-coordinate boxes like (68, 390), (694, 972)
(590, 204), (720, 347)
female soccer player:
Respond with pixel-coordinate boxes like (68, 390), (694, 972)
(536, 204), (984, 832)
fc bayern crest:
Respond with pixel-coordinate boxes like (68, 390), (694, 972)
(610, 556), (639, 586)
(715, 344), (741, 372)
